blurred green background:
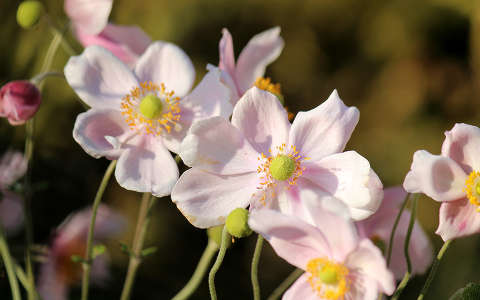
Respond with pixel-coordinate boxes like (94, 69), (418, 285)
(1, 0), (480, 299)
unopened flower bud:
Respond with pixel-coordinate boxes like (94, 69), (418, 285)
(225, 208), (252, 238)
(0, 81), (41, 125)
(17, 1), (44, 29)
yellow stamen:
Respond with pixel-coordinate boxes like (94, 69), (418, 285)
(464, 171), (480, 211)
(306, 258), (350, 300)
(254, 77), (281, 96)
(121, 81), (181, 136)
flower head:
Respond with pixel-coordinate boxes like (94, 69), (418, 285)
(248, 204), (395, 300)
(66, 44), (232, 197)
(404, 123), (480, 241)
(64, 0), (151, 66)
(38, 205), (125, 300)
(172, 87), (383, 228)
(0, 80), (41, 125)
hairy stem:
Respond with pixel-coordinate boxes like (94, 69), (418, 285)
(208, 226), (230, 300)
(267, 268), (304, 300)
(251, 234), (264, 300)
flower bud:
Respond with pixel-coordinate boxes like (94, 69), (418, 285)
(17, 1), (44, 29)
(0, 81), (41, 125)
(225, 208), (252, 238)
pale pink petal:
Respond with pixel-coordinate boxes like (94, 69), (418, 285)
(235, 27), (284, 93)
(437, 198), (480, 241)
(73, 109), (132, 159)
(282, 275), (317, 300)
(75, 24), (151, 67)
(403, 150), (467, 202)
(249, 209), (331, 269)
(345, 239), (395, 296)
(231, 87), (290, 153)
(134, 41), (195, 98)
(302, 151), (383, 220)
(115, 135), (178, 197)
(218, 28), (236, 79)
(289, 90), (359, 161)
(38, 258), (68, 300)
(0, 191), (23, 235)
(347, 273), (379, 300)
(172, 169), (258, 228)
(179, 117), (259, 175)
(0, 151), (27, 187)
(65, 0), (112, 35)
(441, 123), (480, 172)
(65, 46), (138, 109)
(91, 255), (110, 284)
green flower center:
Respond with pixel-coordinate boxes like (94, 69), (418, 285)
(139, 94), (163, 119)
(269, 154), (296, 181)
(319, 267), (339, 285)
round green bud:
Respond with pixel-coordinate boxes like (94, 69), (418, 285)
(225, 208), (252, 238)
(139, 94), (163, 119)
(17, 1), (44, 29)
(207, 225), (231, 249)
(319, 267), (339, 285)
(269, 155), (296, 181)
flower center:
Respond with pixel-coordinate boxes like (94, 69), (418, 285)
(306, 258), (349, 300)
(121, 81), (181, 136)
(269, 154), (296, 181)
(465, 171), (480, 210)
(254, 77), (284, 104)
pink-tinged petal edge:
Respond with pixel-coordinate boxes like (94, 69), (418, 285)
(437, 198), (480, 241)
(65, 0), (112, 35)
(218, 29), (236, 79)
(441, 123), (480, 172)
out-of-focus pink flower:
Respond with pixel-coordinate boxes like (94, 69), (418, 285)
(65, 44), (232, 197)
(0, 151), (27, 235)
(217, 27), (284, 106)
(356, 186), (433, 279)
(64, 0), (151, 66)
(38, 205), (125, 300)
(172, 87), (383, 228)
(249, 205), (395, 300)
(0, 80), (41, 125)
(404, 123), (480, 241)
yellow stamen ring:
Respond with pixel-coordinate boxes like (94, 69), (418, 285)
(465, 171), (480, 211)
(306, 258), (350, 300)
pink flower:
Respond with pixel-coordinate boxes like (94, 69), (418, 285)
(218, 27), (284, 105)
(172, 87), (383, 228)
(64, 0), (151, 66)
(249, 206), (395, 299)
(356, 187), (433, 279)
(404, 123), (480, 241)
(38, 205), (125, 300)
(0, 80), (41, 125)
(65, 44), (232, 197)
(0, 151), (27, 234)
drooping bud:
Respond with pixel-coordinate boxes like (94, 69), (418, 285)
(0, 81), (41, 125)
(225, 208), (252, 238)
(17, 1), (44, 29)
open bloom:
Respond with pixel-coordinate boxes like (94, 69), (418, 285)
(356, 186), (432, 279)
(64, 0), (151, 66)
(0, 151), (27, 234)
(218, 27), (284, 106)
(0, 80), (41, 125)
(38, 205), (125, 300)
(249, 206), (395, 299)
(172, 87), (383, 228)
(404, 123), (480, 241)
(66, 44), (231, 197)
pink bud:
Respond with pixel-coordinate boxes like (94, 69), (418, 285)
(0, 80), (41, 125)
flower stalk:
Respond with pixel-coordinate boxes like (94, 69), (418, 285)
(0, 225), (22, 300)
(386, 192), (410, 266)
(208, 226), (230, 300)
(251, 234), (264, 300)
(267, 268), (304, 300)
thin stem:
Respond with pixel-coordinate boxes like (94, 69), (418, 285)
(267, 268), (304, 300)
(120, 193), (157, 300)
(37, 28), (62, 91)
(391, 194), (418, 300)
(417, 240), (453, 300)
(30, 71), (65, 86)
(0, 226), (22, 300)
(171, 240), (219, 300)
(80, 160), (117, 300)
(387, 192), (410, 266)
(208, 226), (230, 300)
(251, 234), (264, 300)
(44, 15), (77, 57)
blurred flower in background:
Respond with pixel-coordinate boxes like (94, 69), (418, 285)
(0, 80), (41, 125)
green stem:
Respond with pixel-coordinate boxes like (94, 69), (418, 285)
(417, 240), (453, 300)
(391, 194), (418, 300)
(120, 193), (157, 300)
(171, 240), (218, 300)
(0, 226), (22, 300)
(267, 268), (304, 300)
(208, 226), (230, 300)
(386, 192), (410, 266)
(251, 234), (264, 300)
(44, 15), (77, 57)
(80, 160), (117, 300)
(31, 71), (65, 86)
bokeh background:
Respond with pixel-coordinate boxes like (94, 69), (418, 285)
(1, 0), (480, 299)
